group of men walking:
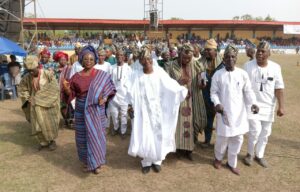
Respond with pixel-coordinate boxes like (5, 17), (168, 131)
(18, 38), (284, 175)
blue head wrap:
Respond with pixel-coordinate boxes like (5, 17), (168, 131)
(79, 45), (99, 64)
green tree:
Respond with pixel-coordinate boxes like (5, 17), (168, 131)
(241, 14), (253, 20)
(255, 16), (263, 21)
(170, 17), (183, 20)
(264, 14), (275, 21)
(232, 16), (240, 20)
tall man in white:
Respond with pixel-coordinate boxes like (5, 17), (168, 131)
(109, 50), (132, 138)
(243, 41), (285, 168)
(126, 46), (187, 174)
(211, 44), (259, 175)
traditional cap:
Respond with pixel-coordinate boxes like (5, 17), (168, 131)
(39, 48), (51, 57)
(75, 42), (82, 48)
(204, 39), (218, 49)
(224, 44), (239, 56)
(104, 46), (113, 51)
(139, 45), (152, 59)
(53, 51), (68, 62)
(179, 43), (194, 54)
(97, 49), (106, 56)
(257, 40), (270, 50)
(79, 45), (99, 64)
(24, 55), (39, 69)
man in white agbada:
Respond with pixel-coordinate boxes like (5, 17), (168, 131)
(126, 47), (187, 174)
(211, 44), (259, 175)
(109, 49), (132, 138)
(243, 41), (285, 168)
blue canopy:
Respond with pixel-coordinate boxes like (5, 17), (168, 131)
(0, 36), (27, 57)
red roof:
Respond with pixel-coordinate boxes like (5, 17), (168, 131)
(23, 18), (300, 30)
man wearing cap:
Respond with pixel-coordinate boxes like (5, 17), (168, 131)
(109, 50), (132, 138)
(104, 46), (117, 65)
(126, 46), (187, 174)
(211, 44), (259, 175)
(69, 43), (83, 78)
(199, 38), (224, 147)
(243, 41), (285, 168)
(94, 49), (111, 72)
(19, 56), (60, 151)
(70, 42), (82, 65)
(166, 43), (207, 161)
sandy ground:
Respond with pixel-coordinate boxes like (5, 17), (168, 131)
(0, 54), (299, 192)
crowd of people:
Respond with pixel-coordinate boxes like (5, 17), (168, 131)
(10, 38), (285, 176)
(25, 31), (300, 53)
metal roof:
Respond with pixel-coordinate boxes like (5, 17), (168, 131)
(23, 18), (300, 31)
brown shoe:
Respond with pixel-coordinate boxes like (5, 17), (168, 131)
(226, 162), (240, 175)
(213, 159), (222, 169)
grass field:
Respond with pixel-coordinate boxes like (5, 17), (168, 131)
(0, 54), (299, 192)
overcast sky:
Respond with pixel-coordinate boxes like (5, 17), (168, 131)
(25, 0), (300, 22)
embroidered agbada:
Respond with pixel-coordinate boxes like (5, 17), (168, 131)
(69, 69), (116, 171)
(126, 67), (187, 163)
(166, 59), (207, 151)
(19, 70), (60, 143)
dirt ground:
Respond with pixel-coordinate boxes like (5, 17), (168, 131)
(0, 54), (299, 192)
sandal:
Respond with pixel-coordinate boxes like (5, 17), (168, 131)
(93, 166), (101, 174)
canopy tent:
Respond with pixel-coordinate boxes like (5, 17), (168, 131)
(0, 36), (27, 57)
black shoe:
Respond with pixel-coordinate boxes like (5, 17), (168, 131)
(37, 144), (48, 151)
(176, 149), (182, 159)
(120, 133), (126, 140)
(111, 128), (119, 136)
(141, 166), (151, 174)
(152, 164), (161, 173)
(48, 140), (57, 151)
(186, 151), (193, 161)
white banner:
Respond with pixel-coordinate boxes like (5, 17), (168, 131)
(284, 25), (300, 34)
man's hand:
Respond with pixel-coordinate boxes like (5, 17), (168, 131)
(277, 107), (285, 117)
(215, 104), (224, 114)
(128, 105), (134, 119)
(28, 97), (35, 106)
(251, 104), (259, 114)
(178, 77), (190, 85)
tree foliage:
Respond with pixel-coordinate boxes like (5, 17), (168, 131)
(170, 17), (183, 20)
(232, 14), (276, 21)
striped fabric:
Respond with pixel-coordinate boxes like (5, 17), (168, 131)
(19, 70), (60, 143)
(59, 66), (73, 119)
(74, 70), (116, 171)
(166, 59), (207, 151)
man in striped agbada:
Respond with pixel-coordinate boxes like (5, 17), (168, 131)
(19, 55), (60, 151)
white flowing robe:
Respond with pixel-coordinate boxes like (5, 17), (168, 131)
(126, 67), (187, 162)
(210, 67), (256, 137)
